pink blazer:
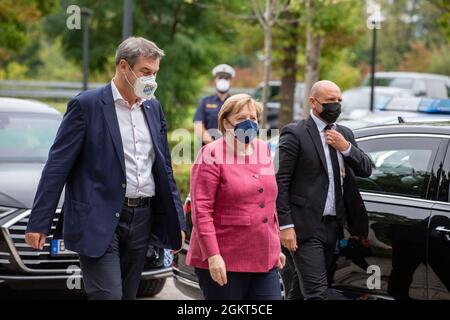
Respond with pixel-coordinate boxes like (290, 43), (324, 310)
(186, 138), (281, 273)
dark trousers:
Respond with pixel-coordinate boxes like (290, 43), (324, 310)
(195, 267), (282, 300)
(79, 204), (153, 300)
(281, 246), (303, 300)
(290, 217), (340, 300)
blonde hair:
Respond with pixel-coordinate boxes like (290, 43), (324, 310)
(218, 94), (262, 134)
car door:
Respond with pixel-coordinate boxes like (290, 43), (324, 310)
(332, 134), (447, 300)
(427, 138), (450, 299)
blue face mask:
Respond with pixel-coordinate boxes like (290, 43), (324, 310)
(232, 119), (258, 144)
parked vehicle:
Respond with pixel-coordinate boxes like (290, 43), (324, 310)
(174, 121), (450, 300)
(253, 81), (305, 129)
(339, 97), (450, 130)
(0, 98), (171, 297)
(361, 72), (450, 99)
(341, 86), (414, 115)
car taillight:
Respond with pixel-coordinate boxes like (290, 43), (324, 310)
(183, 201), (191, 214)
(183, 193), (191, 214)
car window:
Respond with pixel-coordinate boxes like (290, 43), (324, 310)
(254, 85), (281, 103)
(388, 78), (414, 90)
(414, 79), (427, 96)
(356, 136), (441, 199)
(425, 79), (447, 99)
(0, 112), (60, 162)
(369, 77), (414, 89)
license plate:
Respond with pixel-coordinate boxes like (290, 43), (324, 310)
(51, 239), (75, 256)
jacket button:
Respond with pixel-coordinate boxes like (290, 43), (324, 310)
(122, 183), (126, 189)
(263, 218), (268, 223)
(258, 187), (264, 193)
(253, 174), (260, 179)
(259, 203), (265, 208)
(115, 212), (120, 218)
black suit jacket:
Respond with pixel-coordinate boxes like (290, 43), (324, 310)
(275, 116), (372, 241)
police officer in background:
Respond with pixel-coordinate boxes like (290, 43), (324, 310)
(193, 64), (235, 145)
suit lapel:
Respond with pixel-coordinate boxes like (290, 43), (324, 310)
(142, 100), (163, 157)
(306, 116), (328, 173)
(100, 83), (126, 175)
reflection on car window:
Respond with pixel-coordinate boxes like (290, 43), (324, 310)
(356, 137), (441, 199)
(0, 112), (60, 162)
(438, 146), (450, 203)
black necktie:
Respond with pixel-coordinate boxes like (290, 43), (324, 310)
(324, 125), (343, 207)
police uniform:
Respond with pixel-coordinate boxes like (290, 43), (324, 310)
(193, 64), (235, 144)
(193, 94), (229, 140)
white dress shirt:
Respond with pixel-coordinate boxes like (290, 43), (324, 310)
(280, 112), (351, 230)
(111, 80), (156, 198)
(310, 111), (350, 216)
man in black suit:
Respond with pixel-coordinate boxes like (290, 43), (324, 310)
(275, 80), (372, 300)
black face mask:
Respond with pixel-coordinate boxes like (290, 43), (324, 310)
(316, 99), (341, 124)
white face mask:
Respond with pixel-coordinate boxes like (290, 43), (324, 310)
(125, 64), (158, 100)
(216, 79), (230, 93)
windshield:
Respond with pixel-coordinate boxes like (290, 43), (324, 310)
(0, 112), (61, 162)
(364, 77), (414, 90)
(342, 91), (392, 111)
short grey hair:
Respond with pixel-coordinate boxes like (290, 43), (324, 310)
(115, 37), (165, 67)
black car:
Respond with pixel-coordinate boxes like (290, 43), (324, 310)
(0, 98), (170, 297)
(174, 122), (450, 300)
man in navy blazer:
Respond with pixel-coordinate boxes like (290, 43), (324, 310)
(25, 37), (186, 299)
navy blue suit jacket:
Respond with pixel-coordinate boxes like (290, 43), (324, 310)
(26, 83), (186, 257)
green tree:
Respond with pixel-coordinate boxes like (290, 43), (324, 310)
(43, 0), (244, 129)
(0, 0), (58, 65)
(352, 0), (450, 73)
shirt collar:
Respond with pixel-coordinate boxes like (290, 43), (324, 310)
(111, 79), (144, 107)
(310, 110), (335, 132)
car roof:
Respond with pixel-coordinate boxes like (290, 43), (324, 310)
(353, 122), (450, 138)
(369, 72), (450, 81)
(0, 97), (61, 115)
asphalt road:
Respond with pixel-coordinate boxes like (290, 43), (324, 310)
(0, 277), (193, 300)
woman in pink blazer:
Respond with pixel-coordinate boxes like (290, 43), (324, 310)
(187, 94), (285, 300)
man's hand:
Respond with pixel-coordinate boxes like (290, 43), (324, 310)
(25, 232), (47, 250)
(208, 254), (227, 286)
(278, 252), (286, 269)
(325, 129), (350, 152)
(172, 231), (186, 255)
(280, 227), (297, 252)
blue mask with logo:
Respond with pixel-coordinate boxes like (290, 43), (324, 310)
(233, 119), (258, 144)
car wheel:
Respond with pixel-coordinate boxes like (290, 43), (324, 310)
(137, 278), (166, 298)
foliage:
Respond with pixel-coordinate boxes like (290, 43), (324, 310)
(0, 0), (59, 64)
(39, 0), (246, 129)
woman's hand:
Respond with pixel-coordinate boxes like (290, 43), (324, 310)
(278, 252), (286, 269)
(208, 254), (227, 286)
